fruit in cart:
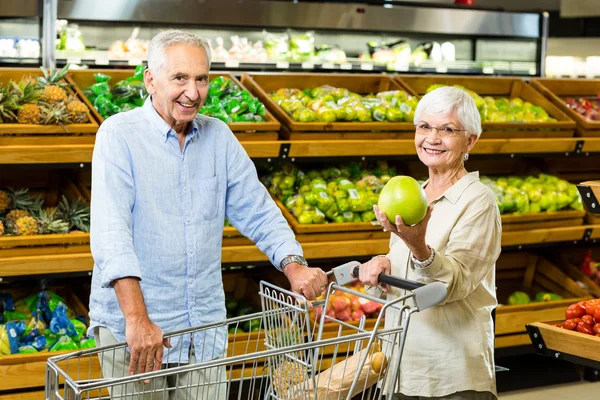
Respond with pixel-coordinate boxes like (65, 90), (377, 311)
(378, 176), (428, 226)
(37, 64), (69, 105)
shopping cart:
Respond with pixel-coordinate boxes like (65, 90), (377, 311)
(46, 261), (447, 400)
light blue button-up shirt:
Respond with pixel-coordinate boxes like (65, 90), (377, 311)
(89, 98), (302, 363)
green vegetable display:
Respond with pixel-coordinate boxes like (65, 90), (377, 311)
(199, 76), (266, 123)
(83, 69), (267, 124)
(269, 85), (418, 123)
(266, 161), (396, 225)
(225, 294), (260, 334)
(506, 290), (563, 306)
(480, 174), (583, 215)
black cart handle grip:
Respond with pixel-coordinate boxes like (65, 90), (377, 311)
(352, 266), (425, 291)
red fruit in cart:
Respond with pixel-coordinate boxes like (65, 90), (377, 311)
(577, 321), (594, 335)
(350, 297), (361, 312)
(359, 298), (381, 315)
(351, 309), (365, 321)
(565, 303), (586, 319)
(314, 306), (323, 321)
(582, 315), (595, 326)
(594, 323), (600, 335)
(335, 308), (352, 321)
(326, 308), (336, 319)
(562, 319), (578, 330)
(332, 296), (351, 313)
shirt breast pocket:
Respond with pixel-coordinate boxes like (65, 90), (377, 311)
(197, 176), (221, 221)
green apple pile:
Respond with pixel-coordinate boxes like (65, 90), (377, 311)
(426, 84), (558, 123)
(269, 86), (418, 123)
(481, 174), (583, 215)
(266, 161), (397, 224)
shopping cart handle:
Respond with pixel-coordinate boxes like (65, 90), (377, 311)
(352, 266), (425, 290)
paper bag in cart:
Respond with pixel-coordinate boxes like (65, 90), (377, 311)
(288, 348), (387, 400)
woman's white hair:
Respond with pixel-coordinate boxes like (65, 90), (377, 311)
(147, 29), (212, 73)
(414, 86), (482, 138)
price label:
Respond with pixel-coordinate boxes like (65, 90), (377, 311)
(400, 103), (412, 114)
(315, 208), (325, 217)
(95, 57), (110, 66)
(343, 211), (353, 219)
(435, 66), (448, 73)
(322, 62), (335, 69)
(314, 183), (327, 190)
(66, 57), (81, 65)
(360, 63), (374, 71)
(319, 191), (330, 200)
(128, 58), (143, 66)
(301, 62), (314, 69)
(276, 61), (290, 69)
(340, 63), (352, 70)
(225, 60), (240, 69)
(483, 67), (494, 74)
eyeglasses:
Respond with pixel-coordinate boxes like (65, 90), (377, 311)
(414, 123), (467, 137)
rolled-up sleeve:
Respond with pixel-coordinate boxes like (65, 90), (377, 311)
(224, 133), (302, 270)
(90, 126), (142, 287)
(412, 202), (501, 304)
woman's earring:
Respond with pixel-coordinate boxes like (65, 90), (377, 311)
(463, 152), (469, 162)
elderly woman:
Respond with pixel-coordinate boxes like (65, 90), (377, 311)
(359, 86), (501, 400)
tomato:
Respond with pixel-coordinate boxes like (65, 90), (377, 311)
(577, 321), (594, 335)
(562, 319), (578, 330)
(574, 317), (582, 324)
(582, 315), (595, 325)
(566, 303), (586, 319)
(585, 300), (600, 316)
(594, 323), (600, 335)
(594, 305), (600, 322)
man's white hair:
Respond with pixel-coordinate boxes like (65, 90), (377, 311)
(147, 29), (212, 73)
(414, 86), (483, 138)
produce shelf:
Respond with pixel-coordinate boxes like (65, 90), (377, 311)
(395, 75), (577, 138)
(1, 225), (599, 278)
(526, 321), (600, 370)
(577, 181), (600, 215)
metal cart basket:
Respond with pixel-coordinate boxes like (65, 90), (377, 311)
(46, 261), (447, 400)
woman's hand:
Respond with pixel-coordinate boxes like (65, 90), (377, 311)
(374, 204), (433, 261)
(358, 256), (391, 292)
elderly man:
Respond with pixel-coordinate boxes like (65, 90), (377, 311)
(89, 29), (327, 398)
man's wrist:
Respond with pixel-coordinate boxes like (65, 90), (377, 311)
(280, 255), (308, 271)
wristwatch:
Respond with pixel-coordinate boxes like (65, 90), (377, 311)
(411, 246), (435, 269)
(281, 255), (308, 270)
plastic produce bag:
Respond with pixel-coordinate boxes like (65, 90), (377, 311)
(79, 337), (96, 349)
(50, 304), (77, 337)
(49, 335), (78, 352)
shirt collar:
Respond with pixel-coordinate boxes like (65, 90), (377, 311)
(424, 171), (480, 204)
(142, 97), (200, 143)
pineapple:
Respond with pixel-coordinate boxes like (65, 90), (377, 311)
(6, 209), (31, 222)
(37, 64), (69, 104)
(0, 190), (9, 214)
(12, 215), (38, 236)
(4, 188), (37, 214)
(66, 95), (89, 123)
(12, 80), (42, 124)
(40, 102), (73, 125)
(57, 196), (90, 232)
(35, 208), (69, 235)
(0, 219), (4, 236)
(0, 84), (18, 123)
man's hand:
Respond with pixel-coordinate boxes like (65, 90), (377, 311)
(126, 316), (171, 379)
(283, 263), (328, 300)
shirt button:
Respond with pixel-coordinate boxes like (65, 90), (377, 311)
(183, 187), (188, 192)
(186, 218), (191, 224)
(188, 250), (193, 255)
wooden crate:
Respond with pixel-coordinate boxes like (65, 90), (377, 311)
(555, 248), (600, 298)
(241, 73), (419, 139)
(0, 169), (90, 251)
(275, 199), (380, 235)
(527, 321), (600, 363)
(0, 286), (100, 392)
(67, 69), (280, 138)
(501, 210), (586, 232)
(396, 75), (576, 138)
(531, 78), (600, 137)
(494, 252), (591, 348)
(0, 68), (100, 135)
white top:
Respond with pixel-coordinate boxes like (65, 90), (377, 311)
(378, 171), (502, 398)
